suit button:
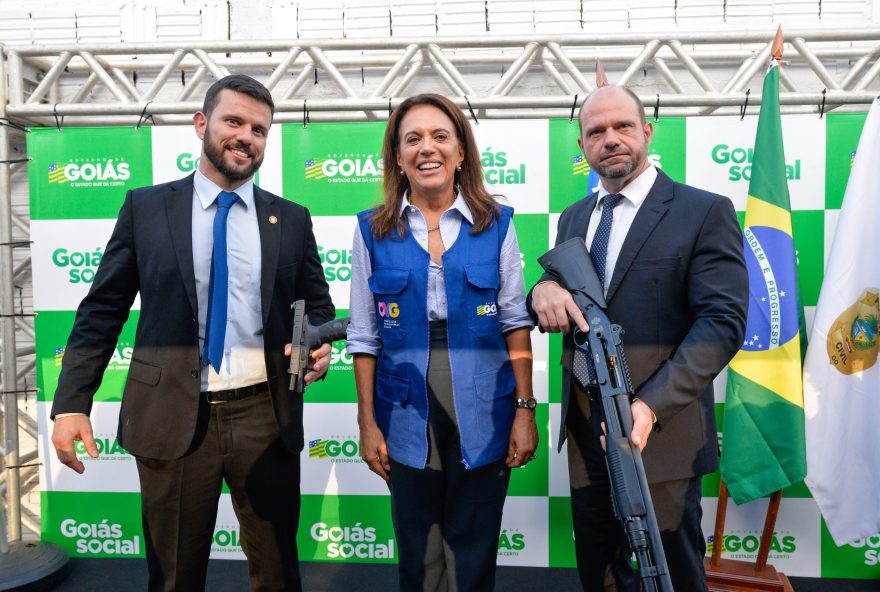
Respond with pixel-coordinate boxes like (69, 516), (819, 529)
(191, 370), (199, 378)
(192, 318), (197, 325)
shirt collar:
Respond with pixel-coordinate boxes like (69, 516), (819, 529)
(595, 165), (658, 210)
(399, 189), (474, 225)
(194, 169), (255, 211)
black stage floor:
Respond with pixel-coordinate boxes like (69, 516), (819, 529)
(19, 559), (880, 591)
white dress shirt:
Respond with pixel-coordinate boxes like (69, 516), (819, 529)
(192, 171), (267, 391)
(586, 166), (658, 296)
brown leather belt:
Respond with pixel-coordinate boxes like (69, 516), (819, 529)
(204, 381), (270, 404)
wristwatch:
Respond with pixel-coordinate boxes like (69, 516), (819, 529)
(514, 397), (537, 410)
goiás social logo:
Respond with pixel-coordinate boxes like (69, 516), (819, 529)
(52, 247), (103, 284)
(176, 152), (201, 172)
(711, 144), (801, 182)
(308, 436), (362, 464)
(47, 158), (132, 187)
(304, 153), (384, 184)
(482, 148), (526, 185)
(318, 245), (352, 283)
(60, 518), (141, 556)
(847, 533), (880, 566)
(310, 521), (395, 560)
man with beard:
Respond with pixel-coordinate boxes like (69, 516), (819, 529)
(529, 85), (747, 591)
(50, 75), (335, 591)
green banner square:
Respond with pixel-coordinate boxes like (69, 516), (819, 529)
(41, 491), (144, 557)
(791, 210), (824, 308)
(648, 117), (687, 183)
(36, 310), (138, 403)
(825, 112), (868, 210)
(513, 213), (550, 291)
(305, 309), (354, 403)
(819, 523), (880, 579)
(548, 118), (591, 213)
(28, 127), (153, 220)
(282, 123), (386, 216)
(299, 494), (397, 563)
(508, 404), (549, 497)
(548, 496), (577, 568)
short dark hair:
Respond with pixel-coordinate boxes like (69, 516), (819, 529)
(578, 85), (646, 133)
(202, 74), (275, 118)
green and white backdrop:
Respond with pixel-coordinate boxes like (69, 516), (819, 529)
(29, 113), (880, 579)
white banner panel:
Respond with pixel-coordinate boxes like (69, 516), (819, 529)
(686, 114), (826, 212)
(700, 497), (822, 577)
(38, 401), (139, 493)
(31, 219), (141, 311)
(474, 120), (549, 214)
(301, 403), (386, 496)
(497, 496), (549, 567)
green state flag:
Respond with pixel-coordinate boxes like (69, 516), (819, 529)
(720, 62), (807, 504)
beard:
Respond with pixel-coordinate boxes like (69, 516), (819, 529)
(593, 151), (640, 179)
(202, 125), (263, 183)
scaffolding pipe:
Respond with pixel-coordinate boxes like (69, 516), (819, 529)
(0, 43), (22, 542)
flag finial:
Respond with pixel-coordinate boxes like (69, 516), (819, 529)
(772, 25), (784, 62)
(596, 60), (608, 88)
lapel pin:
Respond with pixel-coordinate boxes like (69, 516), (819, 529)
(269, 215), (278, 224)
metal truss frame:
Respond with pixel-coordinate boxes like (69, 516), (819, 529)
(2, 28), (880, 542)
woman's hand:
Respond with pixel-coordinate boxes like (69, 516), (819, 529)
(506, 408), (539, 468)
(359, 421), (391, 481)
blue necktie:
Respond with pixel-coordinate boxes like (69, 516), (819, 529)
(575, 193), (624, 387)
(203, 191), (240, 373)
(590, 193), (625, 290)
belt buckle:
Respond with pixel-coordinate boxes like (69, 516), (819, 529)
(206, 391), (228, 405)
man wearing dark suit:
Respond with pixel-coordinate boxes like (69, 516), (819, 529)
(50, 75), (335, 591)
(529, 85), (748, 591)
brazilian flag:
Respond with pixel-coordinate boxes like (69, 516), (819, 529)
(720, 61), (807, 504)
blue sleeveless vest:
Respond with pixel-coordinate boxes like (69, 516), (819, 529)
(357, 205), (516, 469)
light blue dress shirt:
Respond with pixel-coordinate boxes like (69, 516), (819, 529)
(192, 171), (266, 391)
(347, 192), (532, 357)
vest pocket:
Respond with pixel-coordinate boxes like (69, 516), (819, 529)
(473, 366), (516, 435)
(375, 370), (410, 405)
(465, 264), (502, 339)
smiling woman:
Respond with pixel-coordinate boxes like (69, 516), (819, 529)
(346, 93), (539, 592)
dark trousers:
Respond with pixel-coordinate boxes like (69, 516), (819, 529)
(387, 321), (511, 592)
(134, 391), (302, 592)
(567, 383), (708, 592)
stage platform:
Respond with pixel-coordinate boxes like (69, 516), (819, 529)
(18, 559), (879, 591)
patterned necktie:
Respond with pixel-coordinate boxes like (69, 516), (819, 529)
(203, 191), (240, 373)
(589, 193), (625, 291)
(574, 193), (625, 387)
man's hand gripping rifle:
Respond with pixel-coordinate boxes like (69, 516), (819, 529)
(288, 300), (350, 395)
(538, 238), (673, 591)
